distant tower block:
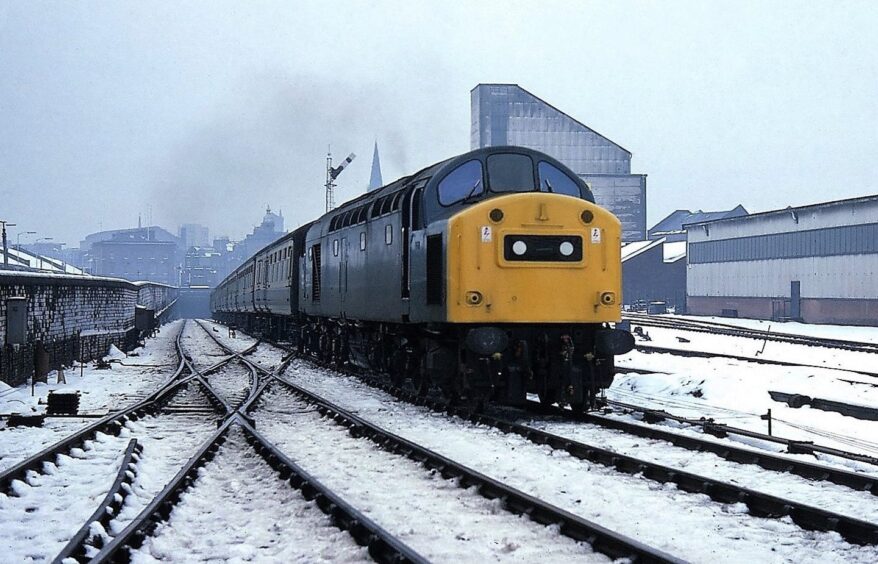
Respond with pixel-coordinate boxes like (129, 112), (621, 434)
(369, 141), (383, 191)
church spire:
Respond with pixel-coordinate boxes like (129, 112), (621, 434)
(368, 141), (383, 191)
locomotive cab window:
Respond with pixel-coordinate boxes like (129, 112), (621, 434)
(537, 162), (581, 197)
(438, 160), (483, 206)
(487, 153), (535, 193)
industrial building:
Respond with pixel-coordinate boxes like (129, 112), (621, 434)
(622, 239), (687, 312)
(88, 227), (179, 285)
(620, 206), (746, 312)
(649, 206), (748, 242)
(686, 195), (878, 325)
(471, 84), (647, 241)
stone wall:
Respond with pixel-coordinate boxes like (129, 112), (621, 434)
(0, 272), (177, 386)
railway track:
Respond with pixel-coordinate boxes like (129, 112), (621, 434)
(226, 330), (878, 560)
(59, 320), (427, 564)
(87, 415), (424, 563)
(603, 396), (878, 466)
(341, 366), (878, 544)
(624, 312), (878, 355)
(0, 320), (242, 562)
(252, 374), (678, 562)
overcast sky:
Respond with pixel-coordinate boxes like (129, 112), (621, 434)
(1, 1), (875, 246)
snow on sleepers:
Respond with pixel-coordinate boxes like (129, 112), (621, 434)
(576, 406), (878, 495)
(267, 375), (682, 563)
(279, 363), (878, 563)
(52, 438), (142, 563)
(89, 417), (238, 561)
(348, 371), (878, 544)
(196, 318), (288, 373)
(356, 369), (878, 520)
(607, 398), (878, 467)
(623, 313), (878, 353)
(180, 321), (232, 371)
(96, 416), (424, 564)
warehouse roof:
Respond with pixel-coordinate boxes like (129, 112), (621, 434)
(684, 194), (878, 228)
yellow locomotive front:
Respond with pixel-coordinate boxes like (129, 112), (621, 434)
(446, 193), (622, 324)
(417, 147), (634, 411)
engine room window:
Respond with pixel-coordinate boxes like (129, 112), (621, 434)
(333, 239), (339, 256)
(385, 224), (393, 245)
(537, 162), (581, 197)
(360, 232), (366, 251)
(438, 160), (483, 206)
(487, 153), (535, 193)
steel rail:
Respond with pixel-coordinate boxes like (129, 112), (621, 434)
(88, 418), (236, 563)
(52, 439), (142, 563)
(237, 417), (427, 563)
(192, 320), (263, 413)
(605, 398), (878, 466)
(267, 374), (683, 563)
(353, 365), (878, 496)
(0, 323), (200, 493)
(340, 368), (878, 545)
(628, 343), (878, 379)
(623, 313), (878, 354)
(563, 403), (878, 495)
(89, 415), (427, 564)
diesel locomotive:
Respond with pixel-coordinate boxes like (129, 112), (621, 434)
(211, 146), (634, 410)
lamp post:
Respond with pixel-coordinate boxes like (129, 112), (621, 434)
(36, 237), (53, 270)
(17, 231), (37, 253)
(0, 220), (17, 266)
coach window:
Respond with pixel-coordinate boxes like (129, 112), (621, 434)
(333, 239), (339, 256)
(487, 153), (535, 193)
(385, 224), (393, 245)
(360, 232), (366, 251)
(438, 160), (483, 205)
(537, 161), (581, 197)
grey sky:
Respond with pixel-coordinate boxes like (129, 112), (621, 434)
(1, 1), (875, 246)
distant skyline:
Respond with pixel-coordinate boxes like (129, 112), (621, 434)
(1, 1), (875, 246)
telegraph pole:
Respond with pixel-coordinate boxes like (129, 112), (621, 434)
(0, 220), (16, 266)
(325, 148), (356, 213)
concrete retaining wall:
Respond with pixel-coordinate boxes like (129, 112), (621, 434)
(0, 272), (177, 386)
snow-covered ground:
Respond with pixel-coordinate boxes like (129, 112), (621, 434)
(180, 321), (229, 371)
(130, 427), (371, 563)
(0, 430), (133, 561)
(641, 313), (878, 345)
(199, 319), (287, 370)
(0, 320), (183, 471)
(203, 361), (252, 409)
(527, 413), (878, 524)
(613, 350), (878, 462)
(623, 323), (878, 373)
(255, 385), (607, 563)
(276, 361), (878, 563)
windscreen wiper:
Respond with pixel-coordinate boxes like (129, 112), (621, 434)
(461, 178), (483, 203)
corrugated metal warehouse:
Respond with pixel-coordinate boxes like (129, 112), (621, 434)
(470, 84), (648, 241)
(686, 195), (878, 325)
(622, 239), (687, 312)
